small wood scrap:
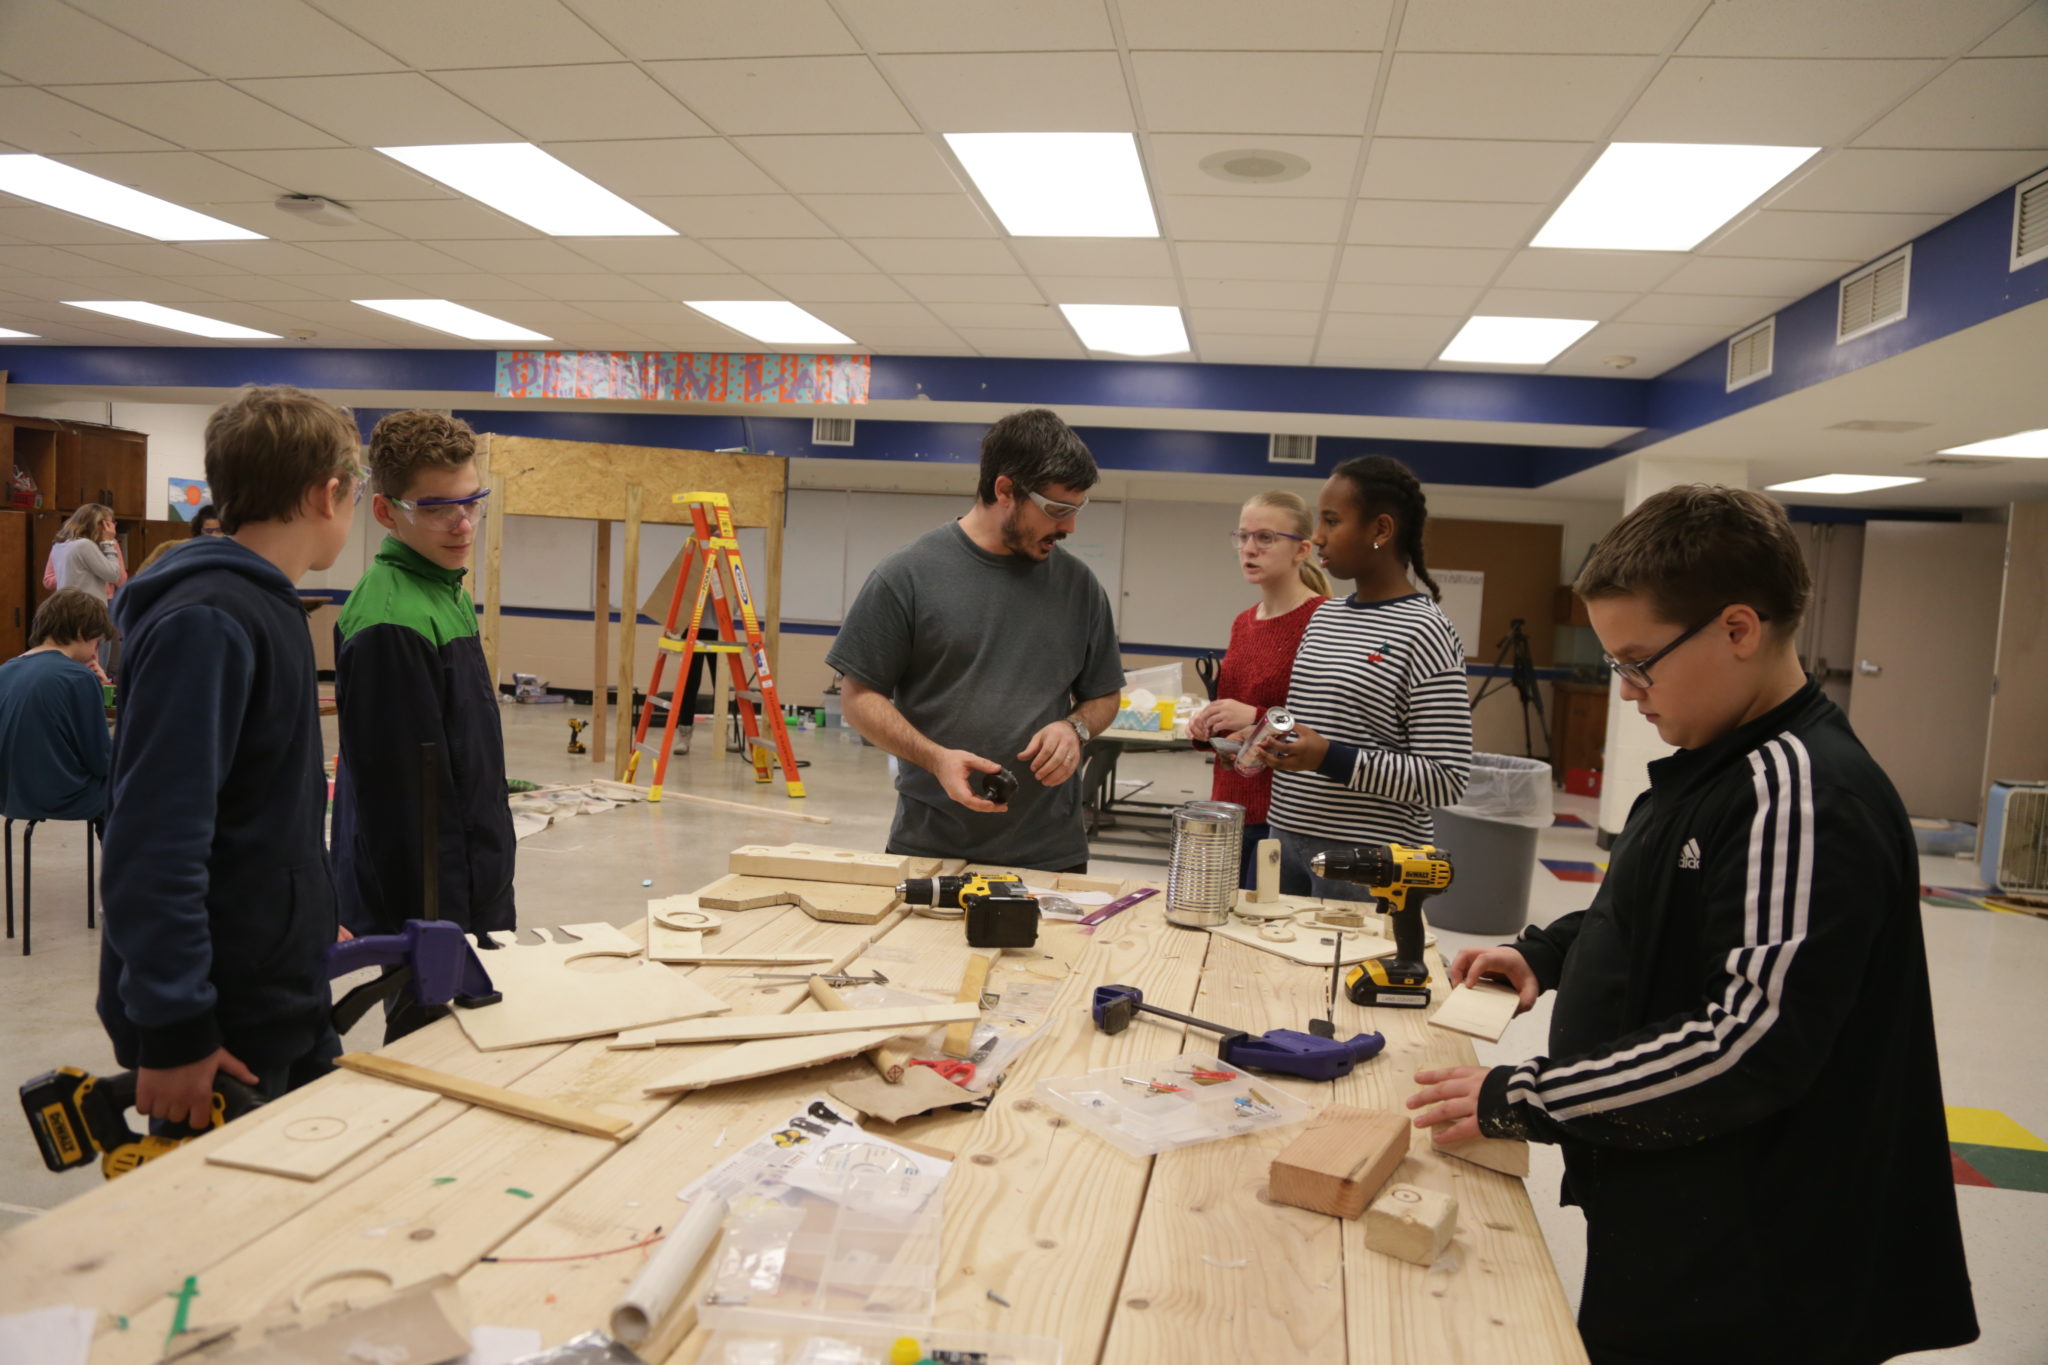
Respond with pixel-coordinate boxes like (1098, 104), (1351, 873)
(643, 894), (834, 967)
(608, 1001), (975, 1050)
(696, 873), (899, 925)
(728, 842), (908, 887)
(942, 952), (996, 1059)
(1363, 1184), (1459, 1266)
(1429, 981), (1522, 1043)
(454, 922), (730, 1051)
(1268, 1105), (1410, 1220)
(1437, 1135), (1532, 1179)
(640, 1027), (907, 1096)
(828, 1067), (977, 1123)
(204, 1080), (436, 1182)
(335, 1054), (631, 1140)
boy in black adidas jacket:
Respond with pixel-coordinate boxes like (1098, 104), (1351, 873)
(1408, 486), (1975, 1365)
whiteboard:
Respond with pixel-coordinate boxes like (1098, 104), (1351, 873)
(1121, 500), (1258, 649)
(782, 489), (849, 623)
(1434, 568), (1484, 659)
(499, 515), (594, 611)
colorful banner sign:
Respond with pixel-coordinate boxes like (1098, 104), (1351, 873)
(495, 351), (870, 405)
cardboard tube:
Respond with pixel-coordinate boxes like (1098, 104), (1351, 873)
(609, 1192), (728, 1347)
(810, 977), (918, 1083)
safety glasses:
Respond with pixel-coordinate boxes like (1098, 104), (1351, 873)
(1229, 529), (1305, 551)
(388, 487), (492, 529)
(1023, 486), (1087, 520)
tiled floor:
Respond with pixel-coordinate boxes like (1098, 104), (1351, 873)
(1, 711), (2041, 1360)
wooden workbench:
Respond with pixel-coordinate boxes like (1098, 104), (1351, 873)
(1, 864), (1587, 1365)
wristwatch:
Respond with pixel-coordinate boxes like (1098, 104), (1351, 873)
(1065, 715), (1093, 745)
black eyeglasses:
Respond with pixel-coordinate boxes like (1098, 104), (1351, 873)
(1603, 605), (1767, 689)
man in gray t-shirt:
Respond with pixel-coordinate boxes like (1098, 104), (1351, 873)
(827, 409), (1124, 872)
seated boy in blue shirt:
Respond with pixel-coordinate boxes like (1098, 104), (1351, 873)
(1409, 486), (1976, 1365)
(0, 589), (116, 823)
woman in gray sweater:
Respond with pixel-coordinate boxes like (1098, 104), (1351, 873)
(48, 503), (122, 676)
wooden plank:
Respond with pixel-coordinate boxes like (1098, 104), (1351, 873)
(592, 517), (610, 763)
(614, 483), (642, 781)
(205, 1080), (437, 1182)
(811, 977), (922, 1082)
(639, 1027), (907, 1095)
(729, 842), (909, 886)
(608, 1001), (976, 1050)
(486, 433), (784, 529)
(452, 922), (730, 1052)
(335, 1054), (632, 1140)
(1430, 981), (1523, 1042)
(942, 952), (995, 1059)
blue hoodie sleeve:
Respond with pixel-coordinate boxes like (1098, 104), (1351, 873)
(100, 605), (255, 1068)
(66, 666), (110, 790)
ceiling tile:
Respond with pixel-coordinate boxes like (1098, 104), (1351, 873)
(1326, 282), (1481, 314)
(210, 149), (453, 200)
(348, 200), (539, 239)
(195, 202), (398, 241)
(1974, 3), (2048, 55)
(1337, 245), (1508, 285)
(1178, 242), (1336, 281)
(1197, 334), (1317, 364)
(843, 326), (973, 354)
(1770, 148), (2048, 213)
(1476, 287), (1639, 320)
(801, 301), (943, 328)
(435, 65), (709, 142)
(879, 53), (1134, 132)
(423, 239), (605, 273)
(517, 273), (661, 301)
(66, 243), (230, 275)
(1546, 350), (1695, 377)
(652, 57), (916, 136)
(0, 205), (152, 245)
(1033, 276), (1182, 306)
(0, 245), (138, 275)
(176, 239), (362, 273)
(1677, 0), (2022, 57)
(702, 237), (875, 273)
(1146, 133), (1362, 198)
(1619, 293), (1784, 326)
(754, 273), (911, 301)
(1133, 53), (1376, 135)
(51, 81), (342, 151)
(1319, 313), (1461, 343)
(1557, 320), (1731, 354)
(575, 297), (751, 336)
(308, 240), (472, 274)
(64, 277), (255, 303)
(1163, 196), (1347, 243)
(734, 135), (962, 194)
(1357, 139), (1593, 203)
(803, 194), (995, 238)
(52, 151), (285, 204)
(896, 274), (1045, 304)
(64, 0), (406, 79)
(1657, 255), (1858, 296)
(1376, 54), (1654, 141)
(929, 302), (1065, 329)
(381, 273), (544, 300)
(234, 74), (516, 146)
(546, 139), (779, 197)
(1616, 57), (1943, 144)
(1496, 249), (1686, 292)
(627, 273), (779, 299)
(955, 326), (1086, 358)
(838, 0), (1113, 50)
(1399, 0), (1697, 54)
(1188, 307), (1323, 336)
(562, 0), (860, 60)
(854, 238), (1019, 274)
(570, 238), (752, 272)
(1347, 199), (1545, 248)
(1705, 209), (1946, 261)
(1316, 336), (1445, 362)
(1008, 239), (1174, 277)
(1182, 278), (1327, 308)
(0, 1), (201, 83)
(1119, 0), (1391, 49)
(1853, 58), (2048, 148)
(160, 274), (328, 301)
(639, 195), (835, 238)
(300, 0), (618, 66)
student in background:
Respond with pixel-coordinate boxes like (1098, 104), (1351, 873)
(99, 385), (361, 1125)
(1248, 455), (1472, 897)
(47, 503), (125, 599)
(1187, 491), (1329, 886)
(190, 504), (223, 538)
(0, 589), (116, 824)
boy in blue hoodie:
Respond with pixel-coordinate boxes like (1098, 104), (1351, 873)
(99, 385), (361, 1126)
(0, 589), (116, 825)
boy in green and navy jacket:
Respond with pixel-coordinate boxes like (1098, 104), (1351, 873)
(333, 411), (514, 1039)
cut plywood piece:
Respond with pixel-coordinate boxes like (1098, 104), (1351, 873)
(1207, 919), (1395, 968)
(334, 1053), (631, 1140)
(1429, 981), (1521, 1042)
(729, 843), (908, 887)
(1268, 1105), (1411, 1220)
(205, 1080), (437, 1182)
(608, 1001), (975, 1050)
(454, 922), (730, 1051)
(694, 874), (798, 911)
(641, 1027), (905, 1096)
(697, 874), (899, 924)
(643, 894), (836, 966)
(1438, 1135), (1532, 1179)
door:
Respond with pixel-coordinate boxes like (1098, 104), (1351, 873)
(1982, 505), (2048, 797)
(0, 510), (27, 660)
(1850, 521), (2006, 822)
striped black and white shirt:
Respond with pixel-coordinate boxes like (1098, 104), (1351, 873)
(1267, 592), (1472, 846)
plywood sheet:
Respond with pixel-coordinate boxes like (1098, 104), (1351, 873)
(644, 894), (845, 966)
(1429, 982), (1521, 1042)
(608, 1002), (975, 1050)
(486, 433), (784, 529)
(697, 873), (899, 924)
(205, 1081), (437, 1182)
(640, 1027), (906, 1096)
(455, 922), (730, 1051)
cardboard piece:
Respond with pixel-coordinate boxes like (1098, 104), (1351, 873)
(1268, 1105), (1410, 1220)
(205, 1080), (437, 1181)
(176, 1274), (470, 1364)
(828, 1067), (977, 1123)
(729, 843), (908, 887)
(608, 1001), (976, 1050)
(454, 922), (730, 1051)
(1429, 981), (1522, 1043)
(1364, 1184), (1458, 1266)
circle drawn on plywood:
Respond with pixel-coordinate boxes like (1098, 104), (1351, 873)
(283, 1116), (349, 1143)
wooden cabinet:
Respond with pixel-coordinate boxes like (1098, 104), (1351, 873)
(0, 510), (27, 660)
(28, 510), (63, 608)
(1549, 680), (1611, 782)
(75, 427), (146, 516)
(3, 415), (148, 652)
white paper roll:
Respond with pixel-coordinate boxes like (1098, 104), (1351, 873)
(608, 1193), (728, 1347)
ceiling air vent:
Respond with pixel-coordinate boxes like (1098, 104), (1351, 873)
(1268, 433), (1317, 466)
(1725, 317), (1774, 393)
(2014, 168), (2048, 272)
(1907, 455), (2002, 470)
(1837, 247), (1910, 344)
(811, 416), (855, 446)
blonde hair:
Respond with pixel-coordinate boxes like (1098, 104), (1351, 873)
(1244, 490), (1331, 596)
(58, 503), (114, 542)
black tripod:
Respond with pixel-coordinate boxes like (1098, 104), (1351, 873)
(1469, 617), (1551, 761)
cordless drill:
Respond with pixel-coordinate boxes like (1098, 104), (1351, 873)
(1310, 842), (1454, 1009)
(897, 872), (1040, 949)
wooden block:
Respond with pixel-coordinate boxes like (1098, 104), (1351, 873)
(695, 874), (798, 911)
(1268, 1105), (1410, 1220)
(1363, 1183), (1458, 1266)
(640, 1027), (906, 1096)
(607, 1001), (976, 1049)
(205, 1080), (436, 1182)
(827, 1067), (975, 1124)
(788, 881), (900, 925)
(729, 843), (908, 887)
(335, 1054), (631, 1140)
(1438, 1135), (1531, 1179)
(1429, 981), (1522, 1043)
(454, 922), (731, 1051)
(1248, 838), (1281, 903)
(942, 952), (995, 1059)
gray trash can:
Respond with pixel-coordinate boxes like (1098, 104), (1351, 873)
(1425, 754), (1553, 936)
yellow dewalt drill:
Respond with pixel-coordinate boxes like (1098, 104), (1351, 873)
(1310, 842), (1455, 1009)
(897, 872), (1040, 949)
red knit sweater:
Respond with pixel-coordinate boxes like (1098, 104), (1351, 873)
(1207, 595), (1325, 823)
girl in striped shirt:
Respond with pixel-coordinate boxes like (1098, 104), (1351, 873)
(1247, 456), (1473, 897)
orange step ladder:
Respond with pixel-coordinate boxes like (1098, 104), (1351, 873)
(626, 491), (806, 801)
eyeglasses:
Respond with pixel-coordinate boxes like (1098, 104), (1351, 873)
(387, 488), (492, 529)
(1602, 605), (1767, 689)
(1229, 529), (1305, 551)
(1022, 486), (1087, 520)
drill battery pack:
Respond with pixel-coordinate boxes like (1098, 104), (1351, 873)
(21, 1066), (260, 1179)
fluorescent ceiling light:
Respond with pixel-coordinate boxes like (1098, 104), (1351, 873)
(1766, 473), (1924, 495)
(355, 299), (550, 342)
(0, 327), (39, 339)
(0, 154), (264, 241)
(1532, 143), (1819, 252)
(945, 133), (1158, 238)
(66, 301), (278, 339)
(1439, 315), (1595, 365)
(1059, 303), (1188, 356)
(376, 143), (674, 237)
(684, 300), (854, 346)
(1938, 427), (2048, 459)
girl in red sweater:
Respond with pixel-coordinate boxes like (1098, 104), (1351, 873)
(1187, 490), (1330, 885)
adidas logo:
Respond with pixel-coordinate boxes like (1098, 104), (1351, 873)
(1678, 838), (1702, 871)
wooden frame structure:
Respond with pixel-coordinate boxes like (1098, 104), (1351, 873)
(474, 433), (789, 774)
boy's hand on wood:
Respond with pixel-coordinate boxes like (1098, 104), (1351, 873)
(1447, 946), (1539, 1013)
(1408, 1065), (1491, 1145)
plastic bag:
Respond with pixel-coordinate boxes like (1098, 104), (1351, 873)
(1439, 752), (1553, 828)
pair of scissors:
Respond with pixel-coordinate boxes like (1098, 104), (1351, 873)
(907, 1058), (975, 1085)
(1195, 652), (1220, 701)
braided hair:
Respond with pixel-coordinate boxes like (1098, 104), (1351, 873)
(1330, 455), (1439, 602)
